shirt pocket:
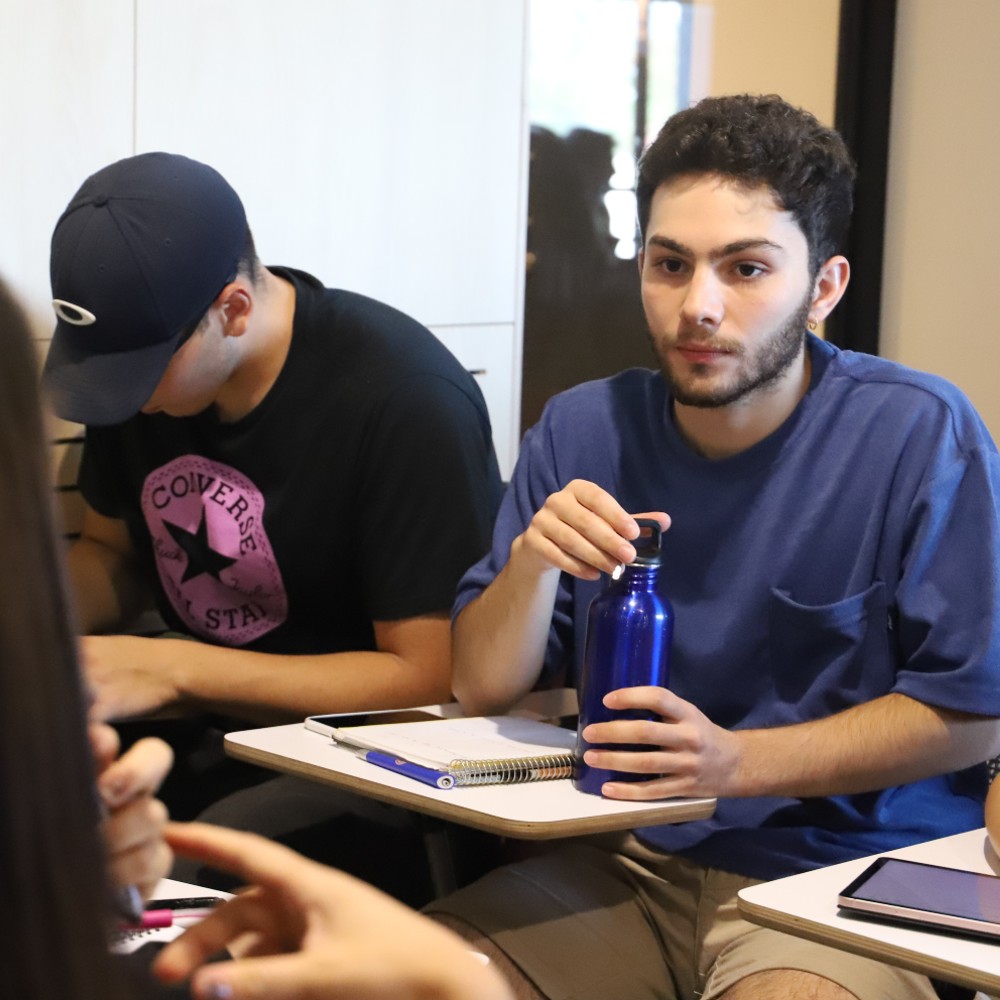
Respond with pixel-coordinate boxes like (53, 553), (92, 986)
(767, 581), (892, 718)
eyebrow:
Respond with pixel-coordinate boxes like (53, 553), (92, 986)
(645, 235), (785, 261)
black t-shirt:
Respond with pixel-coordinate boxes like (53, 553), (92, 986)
(79, 267), (503, 655)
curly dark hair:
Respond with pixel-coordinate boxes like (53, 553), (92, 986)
(636, 94), (856, 274)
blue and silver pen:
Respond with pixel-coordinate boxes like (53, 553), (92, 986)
(343, 745), (455, 789)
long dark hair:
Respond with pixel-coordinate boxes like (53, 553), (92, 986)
(0, 279), (131, 998)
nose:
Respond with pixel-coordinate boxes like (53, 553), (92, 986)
(679, 266), (724, 330)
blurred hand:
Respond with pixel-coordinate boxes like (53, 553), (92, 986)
(83, 634), (182, 721)
(90, 721), (173, 898)
(154, 822), (513, 1000)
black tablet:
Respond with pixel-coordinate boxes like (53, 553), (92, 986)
(838, 856), (1000, 941)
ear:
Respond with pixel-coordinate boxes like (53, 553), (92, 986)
(215, 282), (253, 338)
(808, 255), (850, 325)
(637, 246), (645, 278)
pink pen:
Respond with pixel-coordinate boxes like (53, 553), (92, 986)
(119, 907), (217, 931)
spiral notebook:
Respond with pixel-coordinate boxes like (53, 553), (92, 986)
(327, 715), (577, 787)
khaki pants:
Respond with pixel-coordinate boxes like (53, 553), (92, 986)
(425, 832), (941, 1000)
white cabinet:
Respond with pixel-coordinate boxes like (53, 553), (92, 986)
(135, 0), (527, 329)
(134, 0), (529, 467)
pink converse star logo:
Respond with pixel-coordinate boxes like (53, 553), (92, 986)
(141, 455), (288, 645)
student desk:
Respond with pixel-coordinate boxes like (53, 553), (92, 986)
(225, 722), (716, 893)
(225, 723), (715, 838)
(737, 829), (1000, 996)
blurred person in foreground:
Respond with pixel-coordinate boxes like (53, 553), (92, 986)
(0, 278), (170, 997)
(1, 274), (510, 999)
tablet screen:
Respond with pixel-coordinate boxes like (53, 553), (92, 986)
(839, 857), (1000, 935)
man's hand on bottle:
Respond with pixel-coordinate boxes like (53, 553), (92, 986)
(580, 685), (740, 800)
(515, 479), (670, 581)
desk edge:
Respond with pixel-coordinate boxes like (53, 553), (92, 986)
(737, 892), (1000, 994)
(226, 738), (715, 839)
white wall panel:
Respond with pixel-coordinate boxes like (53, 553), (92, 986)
(0, 0), (134, 332)
(134, 0), (528, 329)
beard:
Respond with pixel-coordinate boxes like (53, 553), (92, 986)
(650, 292), (812, 409)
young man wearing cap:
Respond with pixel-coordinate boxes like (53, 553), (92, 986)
(45, 152), (502, 839)
(422, 95), (1000, 999)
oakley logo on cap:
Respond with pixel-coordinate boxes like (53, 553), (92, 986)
(52, 299), (97, 326)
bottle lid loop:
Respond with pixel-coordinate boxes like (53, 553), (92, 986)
(631, 517), (662, 566)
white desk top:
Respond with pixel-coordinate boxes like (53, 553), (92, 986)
(738, 829), (1000, 994)
(153, 876), (231, 900)
(226, 723), (716, 839)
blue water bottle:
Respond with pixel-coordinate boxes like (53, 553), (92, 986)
(573, 518), (673, 795)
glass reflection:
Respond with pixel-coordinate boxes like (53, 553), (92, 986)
(522, 0), (692, 432)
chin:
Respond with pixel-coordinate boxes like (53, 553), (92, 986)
(662, 367), (738, 408)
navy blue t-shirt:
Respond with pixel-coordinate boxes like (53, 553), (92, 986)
(455, 335), (1000, 879)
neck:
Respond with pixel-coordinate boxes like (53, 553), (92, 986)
(673, 349), (812, 460)
(215, 268), (295, 422)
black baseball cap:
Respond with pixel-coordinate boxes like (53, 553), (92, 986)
(43, 152), (247, 425)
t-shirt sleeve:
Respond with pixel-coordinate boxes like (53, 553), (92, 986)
(452, 411), (577, 679)
(892, 414), (1000, 714)
(77, 425), (131, 519)
(352, 373), (503, 621)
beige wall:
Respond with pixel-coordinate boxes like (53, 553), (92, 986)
(881, 0), (1000, 440)
(692, 0), (840, 123)
(693, 1), (1000, 443)
(688, 0), (840, 338)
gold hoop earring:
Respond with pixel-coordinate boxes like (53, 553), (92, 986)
(807, 318), (818, 332)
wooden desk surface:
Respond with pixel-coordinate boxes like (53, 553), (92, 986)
(738, 829), (1000, 994)
(226, 723), (716, 840)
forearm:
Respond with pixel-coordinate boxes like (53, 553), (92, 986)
(590, 688), (1000, 802)
(67, 537), (150, 633)
(452, 534), (562, 715)
(730, 693), (1000, 798)
(164, 641), (454, 724)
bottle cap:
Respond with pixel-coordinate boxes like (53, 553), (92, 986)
(631, 518), (662, 566)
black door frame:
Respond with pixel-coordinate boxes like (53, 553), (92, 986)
(825, 0), (898, 355)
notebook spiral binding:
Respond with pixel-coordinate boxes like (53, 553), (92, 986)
(448, 751), (575, 786)
(109, 925), (161, 954)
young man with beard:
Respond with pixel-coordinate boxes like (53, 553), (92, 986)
(424, 95), (1000, 999)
